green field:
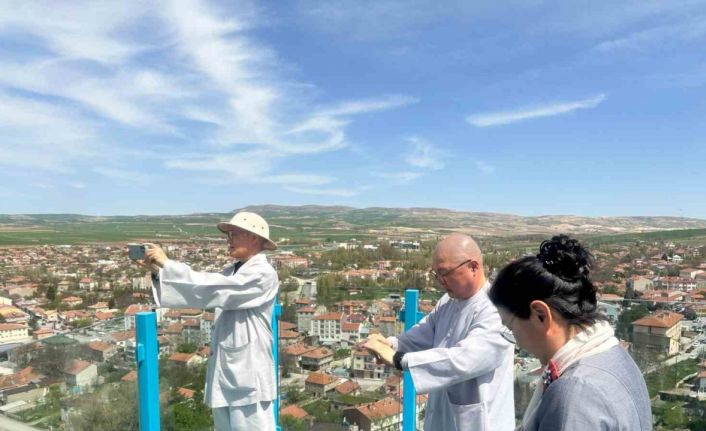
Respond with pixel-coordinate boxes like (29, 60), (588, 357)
(1, 208), (706, 246)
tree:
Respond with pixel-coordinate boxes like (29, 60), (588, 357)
(285, 386), (307, 404)
(334, 348), (350, 360)
(46, 284), (57, 301)
(616, 305), (649, 342)
(176, 342), (198, 354)
(162, 398), (212, 431)
(280, 415), (308, 431)
(68, 383), (139, 431)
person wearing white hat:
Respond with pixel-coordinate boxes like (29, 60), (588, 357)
(142, 211), (279, 430)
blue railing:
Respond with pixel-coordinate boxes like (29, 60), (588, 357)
(272, 299), (283, 431)
(399, 289), (424, 431)
(135, 299), (285, 431)
(135, 311), (161, 431)
(135, 290), (423, 430)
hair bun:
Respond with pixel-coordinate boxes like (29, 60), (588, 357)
(537, 235), (593, 280)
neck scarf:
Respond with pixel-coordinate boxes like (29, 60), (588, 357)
(519, 320), (619, 430)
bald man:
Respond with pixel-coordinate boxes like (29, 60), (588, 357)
(364, 234), (515, 431)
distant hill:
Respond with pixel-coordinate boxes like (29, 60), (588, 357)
(1, 206), (705, 245)
(240, 205), (706, 236)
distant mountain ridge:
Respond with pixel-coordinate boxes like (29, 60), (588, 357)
(237, 205), (706, 236)
(2, 205), (706, 238)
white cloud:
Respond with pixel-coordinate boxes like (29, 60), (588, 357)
(594, 19), (706, 53)
(0, 92), (97, 171)
(316, 95), (418, 117)
(165, 151), (334, 187)
(0, 0), (412, 195)
(165, 151), (274, 178)
(466, 94), (606, 127)
(376, 171), (424, 185)
(405, 137), (444, 170)
(475, 161), (495, 174)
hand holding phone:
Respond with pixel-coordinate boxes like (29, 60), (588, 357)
(128, 243), (148, 260)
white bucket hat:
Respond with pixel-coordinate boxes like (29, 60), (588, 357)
(217, 211), (277, 250)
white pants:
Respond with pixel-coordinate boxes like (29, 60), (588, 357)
(212, 401), (275, 431)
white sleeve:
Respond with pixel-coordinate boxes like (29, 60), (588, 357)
(405, 311), (511, 393)
(153, 259), (278, 310)
(388, 311), (436, 353)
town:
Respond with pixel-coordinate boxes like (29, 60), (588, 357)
(0, 232), (706, 430)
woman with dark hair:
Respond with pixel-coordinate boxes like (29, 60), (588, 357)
(489, 235), (651, 431)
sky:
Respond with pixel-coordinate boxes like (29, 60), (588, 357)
(1, 0), (706, 218)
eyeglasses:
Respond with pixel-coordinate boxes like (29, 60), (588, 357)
(500, 315), (517, 344)
(225, 230), (244, 241)
(429, 259), (474, 282)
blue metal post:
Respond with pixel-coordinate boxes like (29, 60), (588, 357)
(136, 311), (160, 431)
(399, 289), (424, 431)
(272, 298), (283, 430)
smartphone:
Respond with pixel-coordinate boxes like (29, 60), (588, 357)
(128, 243), (147, 260)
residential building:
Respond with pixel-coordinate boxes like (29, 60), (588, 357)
(341, 322), (364, 347)
(597, 301), (621, 324)
(124, 304), (163, 330)
(304, 372), (339, 397)
(280, 404), (311, 423)
(300, 347), (334, 372)
(283, 343), (317, 373)
(352, 347), (392, 379)
(632, 311), (684, 356)
(63, 359), (97, 391)
(296, 307), (316, 333)
(0, 324), (29, 345)
(377, 316), (400, 338)
(311, 312), (343, 345)
(182, 318), (201, 345)
(335, 380), (360, 396)
(0, 366), (46, 405)
(200, 312), (214, 345)
(268, 253), (310, 269)
(680, 268), (705, 279)
(344, 397), (402, 431)
(85, 341), (118, 362)
(627, 276), (653, 292)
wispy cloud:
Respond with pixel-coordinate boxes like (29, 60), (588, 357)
(165, 152), (335, 187)
(0, 92), (97, 171)
(0, 0), (412, 195)
(316, 95), (418, 117)
(594, 19), (706, 53)
(466, 94), (607, 127)
(475, 161), (495, 174)
(376, 171), (424, 185)
(405, 137), (444, 170)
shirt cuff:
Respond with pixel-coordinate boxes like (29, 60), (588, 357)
(400, 354), (409, 370)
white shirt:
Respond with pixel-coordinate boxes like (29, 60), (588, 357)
(152, 253), (279, 408)
(389, 283), (515, 431)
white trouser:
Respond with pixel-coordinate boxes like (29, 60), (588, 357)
(212, 401), (275, 431)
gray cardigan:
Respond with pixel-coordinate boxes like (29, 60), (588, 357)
(527, 345), (652, 431)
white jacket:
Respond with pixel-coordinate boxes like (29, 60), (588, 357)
(152, 253), (279, 408)
(390, 283), (515, 431)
